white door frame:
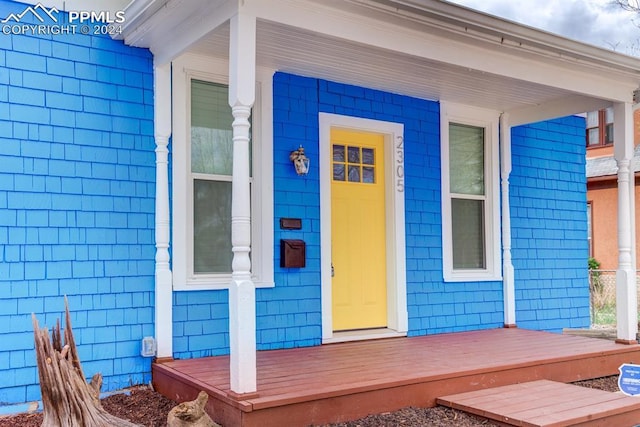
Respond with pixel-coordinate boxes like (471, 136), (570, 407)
(319, 113), (408, 342)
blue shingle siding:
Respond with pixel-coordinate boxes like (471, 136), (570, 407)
(510, 117), (590, 331)
(267, 72), (503, 346)
(0, 1), (154, 404)
(266, 73), (588, 344)
(264, 73), (321, 350)
(172, 290), (230, 359)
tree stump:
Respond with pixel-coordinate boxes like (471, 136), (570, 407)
(167, 391), (219, 427)
(32, 297), (141, 427)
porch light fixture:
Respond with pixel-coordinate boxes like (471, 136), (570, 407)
(289, 145), (310, 176)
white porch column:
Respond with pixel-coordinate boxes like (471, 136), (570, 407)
(500, 113), (516, 327)
(613, 101), (638, 344)
(228, 11), (258, 394)
(153, 62), (173, 359)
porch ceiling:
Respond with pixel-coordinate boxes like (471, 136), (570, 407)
(190, 19), (576, 114)
(120, 0), (640, 122)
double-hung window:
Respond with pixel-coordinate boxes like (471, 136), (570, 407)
(191, 80), (235, 274)
(586, 108), (614, 147)
(171, 54), (273, 290)
(441, 103), (501, 282)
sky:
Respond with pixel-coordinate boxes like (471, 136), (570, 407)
(448, 0), (640, 56)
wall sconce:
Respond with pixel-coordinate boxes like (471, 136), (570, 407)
(289, 145), (310, 176)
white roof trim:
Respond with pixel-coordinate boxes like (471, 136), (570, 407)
(370, 0), (640, 74)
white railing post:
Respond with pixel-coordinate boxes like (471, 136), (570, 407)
(500, 113), (516, 327)
(228, 10), (258, 394)
(153, 62), (173, 359)
(613, 102), (637, 344)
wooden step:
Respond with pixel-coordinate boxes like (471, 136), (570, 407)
(437, 380), (640, 427)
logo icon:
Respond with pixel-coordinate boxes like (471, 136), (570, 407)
(1, 3), (59, 24)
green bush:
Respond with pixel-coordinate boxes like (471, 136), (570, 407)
(588, 257), (602, 293)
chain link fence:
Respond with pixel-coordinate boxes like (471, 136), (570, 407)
(589, 270), (640, 327)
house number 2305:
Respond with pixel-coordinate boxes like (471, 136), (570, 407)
(396, 136), (404, 193)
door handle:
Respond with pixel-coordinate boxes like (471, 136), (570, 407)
(331, 262), (335, 277)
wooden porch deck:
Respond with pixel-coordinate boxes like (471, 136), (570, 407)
(152, 328), (640, 427)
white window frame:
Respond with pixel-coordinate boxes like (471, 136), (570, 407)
(171, 52), (274, 290)
(440, 102), (502, 282)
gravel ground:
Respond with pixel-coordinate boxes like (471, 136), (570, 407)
(0, 376), (621, 427)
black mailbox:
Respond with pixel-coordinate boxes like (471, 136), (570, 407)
(280, 239), (306, 268)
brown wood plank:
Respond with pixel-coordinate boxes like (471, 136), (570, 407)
(478, 382), (605, 414)
(437, 380), (562, 411)
(249, 349), (625, 403)
(439, 380), (640, 427)
(169, 352), (632, 404)
(529, 394), (640, 426)
(438, 381), (569, 425)
(511, 387), (626, 418)
(245, 353), (614, 397)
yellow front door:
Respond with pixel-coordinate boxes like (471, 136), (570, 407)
(331, 129), (387, 331)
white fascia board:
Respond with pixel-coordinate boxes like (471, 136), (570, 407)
(374, 0), (640, 74)
(116, 0), (163, 39)
(116, 0), (167, 41)
(244, 0), (640, 102)
(121, 0), (238, 65)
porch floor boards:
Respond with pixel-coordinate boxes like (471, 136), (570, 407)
(152, 328), (640, 427)
(437, 380), (640, 426)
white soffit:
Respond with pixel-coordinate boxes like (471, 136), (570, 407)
(187, 20), (595, 114)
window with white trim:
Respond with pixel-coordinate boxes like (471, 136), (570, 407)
(171, 54), (273, 290)
(441, 103), (501, 282)
(191, 80), (237, 274)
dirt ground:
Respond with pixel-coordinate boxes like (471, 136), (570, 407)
(0, 376), (620, 427)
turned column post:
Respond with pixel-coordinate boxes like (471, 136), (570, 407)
(228, 11), (258, 394)
(153, 62), (173, 359)
(613, 101), (637, 344)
